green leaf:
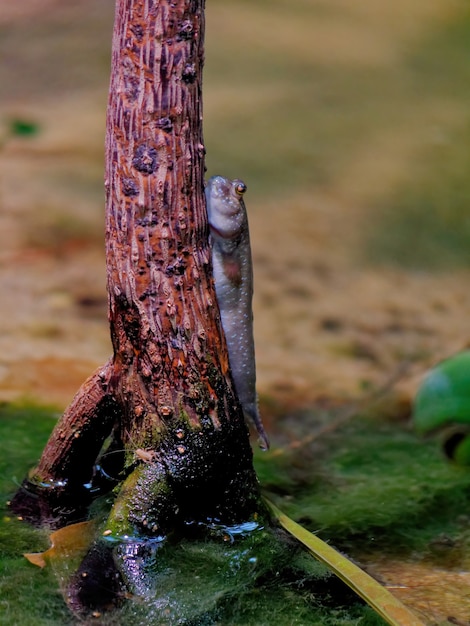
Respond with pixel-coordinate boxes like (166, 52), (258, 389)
(9, 118), (40, 137)
(442, 430), (470, 465)
(413, 350), (470, 434)
(264, 498), (426, 626)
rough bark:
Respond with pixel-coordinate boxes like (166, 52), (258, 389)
(10, 0), (262, 534)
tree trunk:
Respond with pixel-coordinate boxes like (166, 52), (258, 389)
(10, 0), (262, 537)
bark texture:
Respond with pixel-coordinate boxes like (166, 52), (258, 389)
(10, 0), (262, 532)
(105, 0), (228, 450)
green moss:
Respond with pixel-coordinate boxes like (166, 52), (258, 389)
(176, 402), (192, 427)
(0, 403), (391, 624)
(0, 403), (73, 625)
(4, 400), (469, 623)
(259, 415), (470, 555)
(103, 466), (143, 538)
(105, 462), (178, 538)
(0, 402), (59, 499)
(0, 560), (73, 626)
(97, 528), (377, 626)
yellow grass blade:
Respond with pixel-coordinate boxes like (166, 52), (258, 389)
(265, 498), (426, 626)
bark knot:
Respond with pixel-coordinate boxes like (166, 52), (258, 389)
(132, 144), (159, 175)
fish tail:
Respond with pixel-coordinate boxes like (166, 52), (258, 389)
(243, 405), (270, 451)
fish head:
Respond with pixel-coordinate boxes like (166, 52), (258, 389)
(205, 175), (247, 239)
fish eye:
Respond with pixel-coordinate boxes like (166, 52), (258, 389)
(234, 181), (247, 196)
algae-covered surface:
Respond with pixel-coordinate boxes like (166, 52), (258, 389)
(0, 404), (376, 625)
(3, 0), (470, 624)
(0, 405), (72, 625)
(2, 402), (470, 625)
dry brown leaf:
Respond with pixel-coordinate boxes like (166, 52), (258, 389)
(24, 520), (96, 569)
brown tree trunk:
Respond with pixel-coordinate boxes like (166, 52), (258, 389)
(10, 0), (262, 534)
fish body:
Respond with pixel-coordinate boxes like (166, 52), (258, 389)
(205, 175), (269, 450)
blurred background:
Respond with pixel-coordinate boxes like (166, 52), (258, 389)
(1, 0), (470, 410)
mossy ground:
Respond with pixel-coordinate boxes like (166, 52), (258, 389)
(2, 402), (469, 624)
(0, 404), (74, 625)
(258, 409), (470, 557)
